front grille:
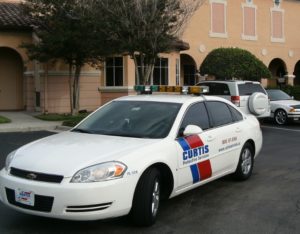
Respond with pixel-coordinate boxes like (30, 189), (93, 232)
(10, 167), (63, 183)
(6, 188), (54, 212)
(65, 202), (112, 213)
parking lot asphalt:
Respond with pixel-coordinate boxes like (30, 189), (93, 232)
(0, 126), (299, 234)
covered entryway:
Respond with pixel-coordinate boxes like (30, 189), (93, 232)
(180, 54), (197, 85)
(268, 58), (287, 78)
(294, 61), (300, 86)
(0, 47), (24, 110)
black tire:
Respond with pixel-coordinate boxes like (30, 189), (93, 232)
(233, 143), (254, 181)
(274, 109), (288, 125)
(130, 167), (161, 226)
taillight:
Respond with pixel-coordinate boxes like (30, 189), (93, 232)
(231, 96), (240, 107)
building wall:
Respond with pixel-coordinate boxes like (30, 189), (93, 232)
(181, 0), (300, 84)
(2, 0), (300, 113)
(37, 64), (102, 113)
(0, 30), (102, 113)
(0, 31), (34, 110)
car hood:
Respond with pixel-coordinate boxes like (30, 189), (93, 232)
(10, 131), (159, 177)
(271, 100), (300, 108)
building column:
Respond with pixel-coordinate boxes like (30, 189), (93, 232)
(284, 74), (295, 86)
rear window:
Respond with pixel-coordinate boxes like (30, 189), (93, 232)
(198, 83), (230, 96)
(238, 83), (266, 95)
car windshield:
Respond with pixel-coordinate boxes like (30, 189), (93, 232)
(267, 90), (292, 101)
(72, 101), (182, 139)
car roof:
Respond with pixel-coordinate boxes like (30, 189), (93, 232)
(197, 80), (260, 84)
(115, 94), (202, 103)
(114, 94), (233, 105)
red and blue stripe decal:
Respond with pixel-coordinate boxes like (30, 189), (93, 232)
(177, 135), (204, 150)
(190, 160), (212, 183)
(177, 135), (212, 184)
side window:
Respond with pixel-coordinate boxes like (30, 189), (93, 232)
(198, 83), (230, 96)
(210, 83), (230, 95)
(228, 105), (243, 122)
(180, 102), (210, 132)
(206, 101), (233, 127)
(105, 57), (123, 86)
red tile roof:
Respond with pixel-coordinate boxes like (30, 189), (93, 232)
(0, 2), (32, 30)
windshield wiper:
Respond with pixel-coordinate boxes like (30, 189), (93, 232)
(72, 128), (94, 134)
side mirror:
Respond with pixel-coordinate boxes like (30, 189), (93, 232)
(183, 125), (203, 136)
(291, 96), (294, 100)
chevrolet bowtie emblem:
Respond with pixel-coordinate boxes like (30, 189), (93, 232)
(26, 173), (37, 180)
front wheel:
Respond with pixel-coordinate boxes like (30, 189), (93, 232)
(274, 109), (288, 125)
(233, 143), (254, 181)
(130, 168), (161, 226)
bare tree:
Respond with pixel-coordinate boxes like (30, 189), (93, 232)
(98, 0), (205, 85)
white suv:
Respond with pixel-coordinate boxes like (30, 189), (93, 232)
(196, 80), (270, 118)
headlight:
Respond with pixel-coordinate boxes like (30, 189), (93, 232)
(5, 150), (16, 171)
(289, 107), (296, 112)
(71, 161), (127, 183)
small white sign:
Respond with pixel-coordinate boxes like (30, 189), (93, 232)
(15, 188), (35, 206)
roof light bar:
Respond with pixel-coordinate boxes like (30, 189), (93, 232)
(134, 85), (209, 95)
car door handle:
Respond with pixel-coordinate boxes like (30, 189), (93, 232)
(235, 127), (242, 133)
(207, 135), (215, 142)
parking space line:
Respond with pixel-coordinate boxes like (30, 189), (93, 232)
(262, 125), (300, 133)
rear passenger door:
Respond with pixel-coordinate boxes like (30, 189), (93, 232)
(205, 101), (244, 174)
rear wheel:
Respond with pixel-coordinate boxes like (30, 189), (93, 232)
(233, 143), (254, 180)
(130, 168), (161, 226)
(274, 109), (288, 125)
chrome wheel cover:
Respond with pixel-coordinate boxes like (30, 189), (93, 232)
(241, 148), (252, 175)
(151, 179), (160, 217)
(275, 110), (287, 125)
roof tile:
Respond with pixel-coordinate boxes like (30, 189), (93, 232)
(0, 2), (32, 29)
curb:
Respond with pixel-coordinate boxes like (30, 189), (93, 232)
(0, 125), (70, 133)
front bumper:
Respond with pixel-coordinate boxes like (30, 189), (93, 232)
(0, 169), (137, 221)
(287, 112), (300, 120)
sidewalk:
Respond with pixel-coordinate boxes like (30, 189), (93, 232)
(0, 111), (65, 133)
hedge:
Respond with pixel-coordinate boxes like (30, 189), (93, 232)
(281, 85), (300, 100)
(200, 47), (271, 81)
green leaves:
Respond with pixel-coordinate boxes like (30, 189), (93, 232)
(200, 48), (271, 81)
(21, 0), (110, 66)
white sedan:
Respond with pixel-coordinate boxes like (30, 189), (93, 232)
(266, 89), (300, 125)
(0, 87), (263, 226)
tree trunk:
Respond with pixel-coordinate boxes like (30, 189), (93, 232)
(72, 65), (82, 116)
(133, 54), (156, 85)
(68, 64), (74, 115)
(144, 62), (155, 85)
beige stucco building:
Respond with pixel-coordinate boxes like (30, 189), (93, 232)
(1, 0), (300, 113)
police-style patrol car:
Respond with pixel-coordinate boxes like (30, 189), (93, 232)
(0, 85), (262, 226)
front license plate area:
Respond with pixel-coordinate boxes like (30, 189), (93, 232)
(15, 188), (35, 206)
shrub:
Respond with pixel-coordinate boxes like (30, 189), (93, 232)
(0, 116), (11, 124)
(281, 85), (300, 100)
(200, 48), (271, 81)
